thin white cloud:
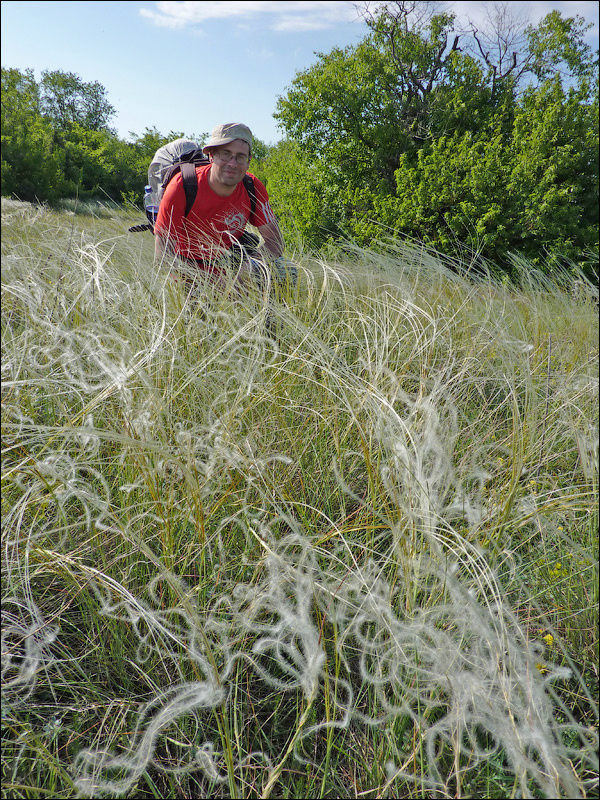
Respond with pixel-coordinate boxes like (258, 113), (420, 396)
(140, 1), (362, 32)
(252, 46), (277, 61)
(446, 1), (598, 39)
(272, 5), (362, 32)
(140, 0), (598, 41)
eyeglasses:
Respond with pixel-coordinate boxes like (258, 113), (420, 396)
(213, 149), (251, 165)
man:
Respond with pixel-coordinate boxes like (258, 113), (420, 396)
(154, 122), (289, 289)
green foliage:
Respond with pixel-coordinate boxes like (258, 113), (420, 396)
(352, 76), (598, 272)
(40, 69), (116, 132)
(250, 135), (269, 161)
(270, 6), (599, 274)
(128, 125), (204, 162)
(275, 41), (408, 190)
(507, 77), (599, 265)
(254, 140), (339, 248)
(1, 68), (65, 201)
(525, 10), (597, 81)
(1, 69), (204, 206)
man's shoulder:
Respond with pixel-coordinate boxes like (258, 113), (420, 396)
(163, 162), (208, 190)
(195, 163), (211, 180)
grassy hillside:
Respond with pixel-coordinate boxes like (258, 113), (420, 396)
(2, 197), (598, 799)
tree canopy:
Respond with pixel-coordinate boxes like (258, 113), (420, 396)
(1, 68), (198, 204)
(39, 70), (116, 132)
(266, 2), (598, 273)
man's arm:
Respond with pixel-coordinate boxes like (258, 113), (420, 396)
(257, 218), (297, 287)
(257, 219), (284, 259)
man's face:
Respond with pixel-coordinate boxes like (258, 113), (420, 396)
(210, 139), (251, 186)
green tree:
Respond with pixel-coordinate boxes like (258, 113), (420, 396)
(128, 126), (177, 162)
(1, 67), (65, 201)
(1, 67), (211, 205)
(57, 124), (120, 198)
(273, 3), (598, 271)
(274, 10), (485, 194)
(525, 10), (597, 82)
(273, 6), (501, 244)
(250, 136), (269, 161)
(40, 70), (116, 132)
(507, 77), (598, 264)
(352, 75), (598, 272)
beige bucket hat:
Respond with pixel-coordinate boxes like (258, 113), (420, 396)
(203, 123), (253, 153)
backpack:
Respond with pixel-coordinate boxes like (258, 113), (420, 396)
(128, 137), (256, 233)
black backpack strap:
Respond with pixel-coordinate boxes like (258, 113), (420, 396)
(180, 162), (198, 217)
(242, 174), (257, 218)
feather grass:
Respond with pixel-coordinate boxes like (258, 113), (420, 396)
(2, 198), (598, 798)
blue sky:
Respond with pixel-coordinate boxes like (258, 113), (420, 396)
(1, 1), (598, 145)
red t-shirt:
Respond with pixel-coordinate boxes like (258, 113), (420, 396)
(154, 164), (273, 267)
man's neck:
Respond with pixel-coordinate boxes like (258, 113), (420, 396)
(207, 165), (237, 197)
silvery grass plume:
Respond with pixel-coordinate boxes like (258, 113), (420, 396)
(2, 199), (598, 798)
